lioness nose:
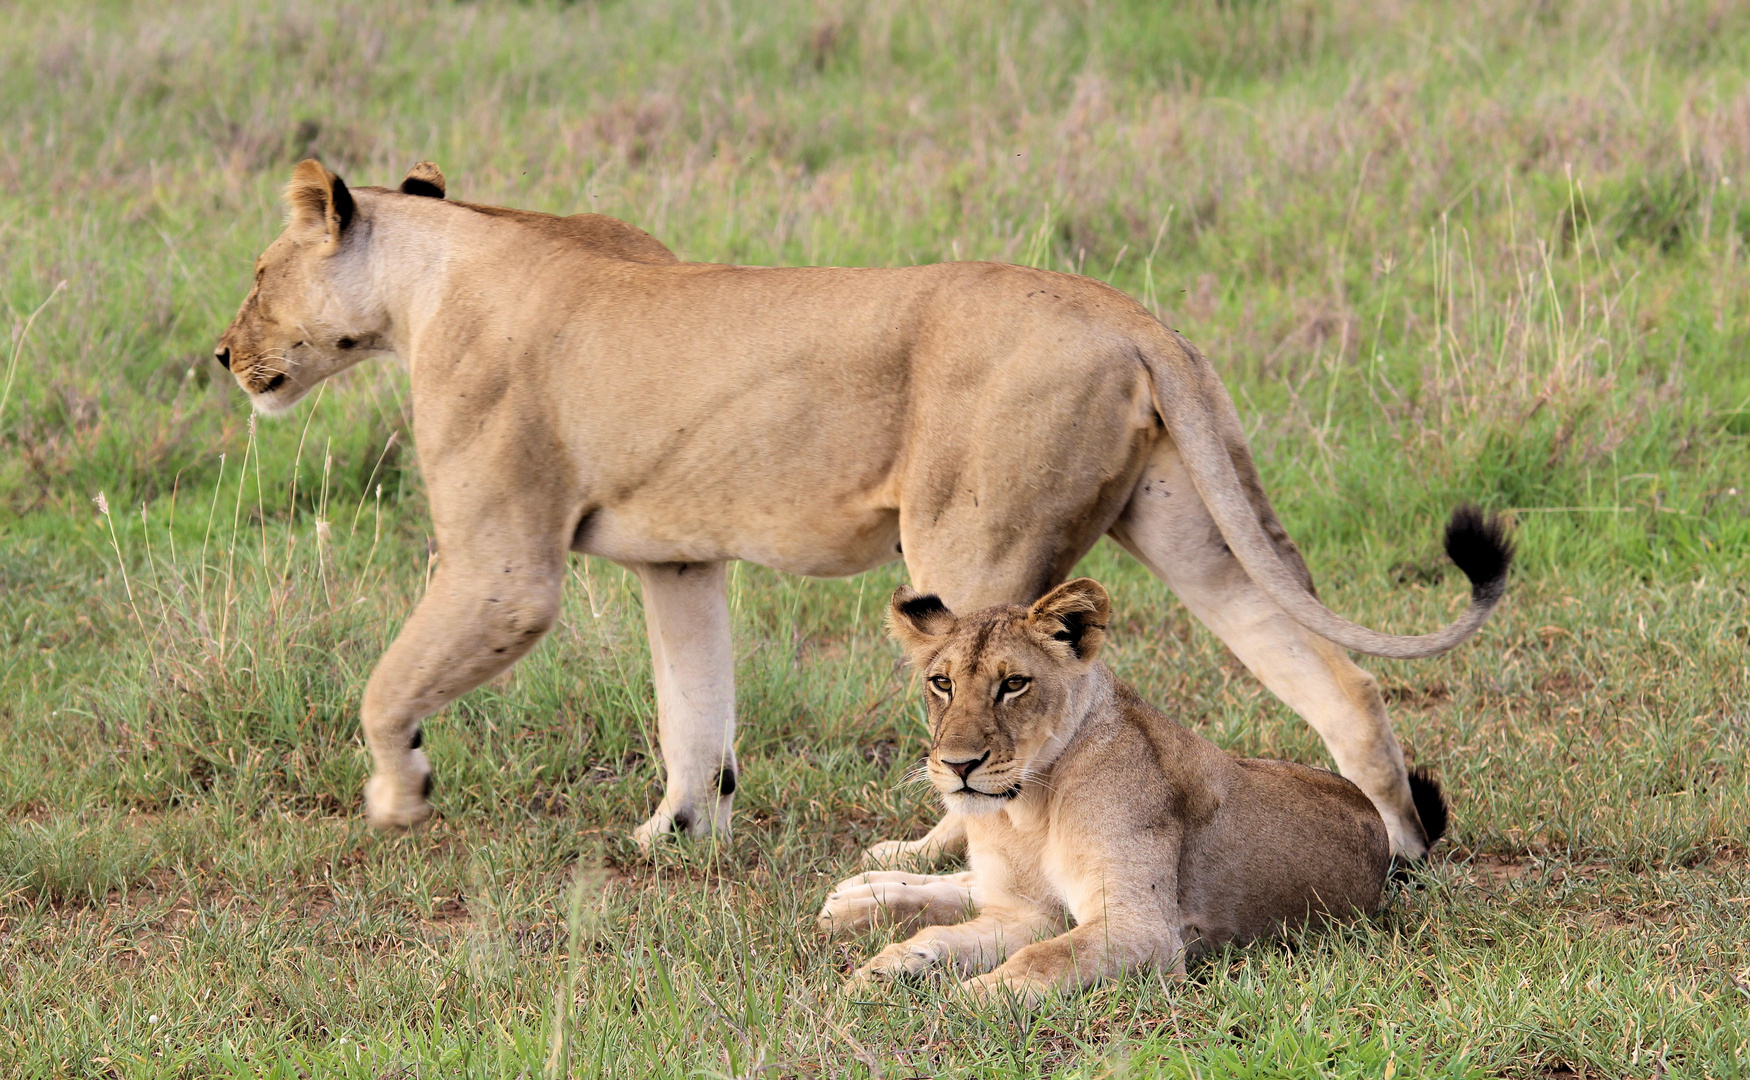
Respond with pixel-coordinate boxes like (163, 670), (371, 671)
(941, 752), (988, 780)
(214, 346), (232, 370)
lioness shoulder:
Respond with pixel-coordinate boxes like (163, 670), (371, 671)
(822, 578), (1447, 1003)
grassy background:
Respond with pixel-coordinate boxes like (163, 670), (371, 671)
(2, 0), (1748, 1075)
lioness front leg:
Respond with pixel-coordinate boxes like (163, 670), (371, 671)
(360, 554), (563, 830)
(847, 905), (1060, 993)
(630, 561), (737, 846)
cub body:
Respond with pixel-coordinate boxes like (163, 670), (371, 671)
(823, 579), (1443, 1002)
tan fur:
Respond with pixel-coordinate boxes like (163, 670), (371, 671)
(215, 160), (1500, 853)
(821, 580), (1392, 1004)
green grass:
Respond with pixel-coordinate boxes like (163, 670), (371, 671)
(3, 0), (1749, 1075)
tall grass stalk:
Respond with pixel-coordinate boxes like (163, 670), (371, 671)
(92, 489), (159, 682)
(0, 279), (64, 431)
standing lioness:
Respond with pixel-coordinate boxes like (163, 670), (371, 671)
(214, 160), (1509, 855)
(821, 579), (1448, 1004)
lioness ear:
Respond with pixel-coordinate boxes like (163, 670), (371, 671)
(1027, 578), (1110, 663)
(400, 160), (446, 199)
(285, 158), (355, 242)
(887, 586), (957, 662)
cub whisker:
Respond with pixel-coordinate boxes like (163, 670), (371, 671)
(902, 763), (935, 789)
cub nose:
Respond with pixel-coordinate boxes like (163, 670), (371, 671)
(941, 752), (988, 781)
(214, 346), (232, 370)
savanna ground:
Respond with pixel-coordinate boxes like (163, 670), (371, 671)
(2, 0), (1749, 1075)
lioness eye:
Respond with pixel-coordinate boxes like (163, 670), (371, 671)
(929, 675), (953, 694)
(1001, 675), (1030, 694)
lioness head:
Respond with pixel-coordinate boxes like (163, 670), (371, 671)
(887, 579), (1110, 816)
(214, 159), (443, 413)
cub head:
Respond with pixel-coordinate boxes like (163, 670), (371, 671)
(887, 578), (1110, 816)
(214, 159), (443, 413)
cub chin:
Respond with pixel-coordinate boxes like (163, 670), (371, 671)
(820, 577), (1447, 1005)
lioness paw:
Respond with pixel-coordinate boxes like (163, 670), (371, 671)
(362, 771), (433, 831)
(632, 796), (732, 850)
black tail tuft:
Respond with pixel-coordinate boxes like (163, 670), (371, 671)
(1407, 767), (1448, 847)
(1443, 504), (1513, 603)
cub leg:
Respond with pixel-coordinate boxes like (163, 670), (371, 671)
(817, 870), (978, 937)
(960, 909), (1185, 1007)
(630, 561), (737, 846)
(860, 811), (966, 869)
(361, 556), (563, 830)
(1110, 443), (1430, 858)
(847, 904), (1061, 992)
(960, 830), (1189, 1006)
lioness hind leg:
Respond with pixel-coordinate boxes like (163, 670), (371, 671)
(360, 559), (563, 830)
(1110, 442), (1431, 858)
(629, 561), (737, 847)
(817, 870), (978, 937)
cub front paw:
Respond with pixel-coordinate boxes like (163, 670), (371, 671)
(818, 892), (878, 937)
(818, 871), (922, 936)
(859, 838), (914, 868)
(844, 941), (940, 993)
(958, 971), (1049, 1009)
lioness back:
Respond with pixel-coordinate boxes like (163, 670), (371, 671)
(449, 202), (679, 264)
(359, 185), (680, 265)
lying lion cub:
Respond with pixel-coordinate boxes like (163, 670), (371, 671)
(821, 578), (1447, 1003)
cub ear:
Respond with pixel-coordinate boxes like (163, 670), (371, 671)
(399, 160), (446, 199)
(1026, 578), (1110, 663)
(285, 158), (355, 242)
(887, 586), (957, 662)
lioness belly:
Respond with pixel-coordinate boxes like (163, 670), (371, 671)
(576, 502), (902, 578)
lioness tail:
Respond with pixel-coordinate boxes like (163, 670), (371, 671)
(1137, 328), (1513, 659)
(1444, 504), (1514, 607)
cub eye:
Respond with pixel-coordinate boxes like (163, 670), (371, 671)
(928, 675), (953, 695)
(1000, 675), (1030, 696)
